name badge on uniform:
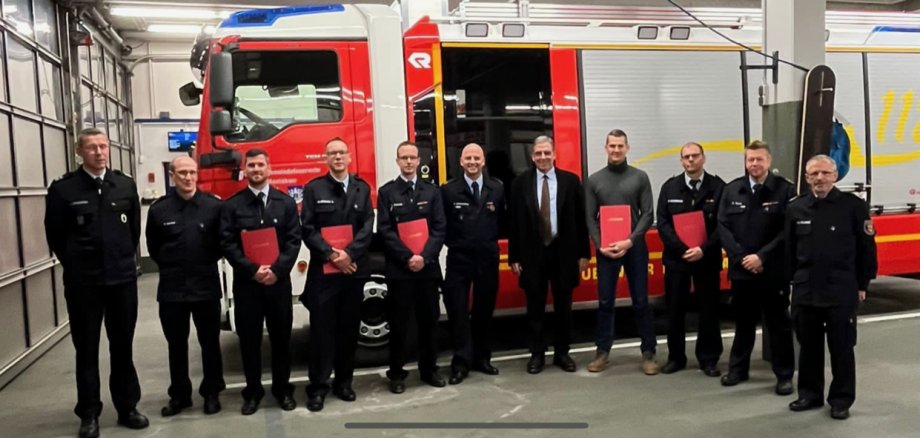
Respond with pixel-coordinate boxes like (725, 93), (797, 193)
(731, 201), (746, 209)
(796, 220), (811, 225)
(392, 202), (404, 208)
(417, 201), (429, 206)
(705, 198), (715, 203)
(485, 201), (495, 211)
(317, 199), (334, 205)
(163, 221), (176, 226)
(453, 202), (469, 209)
(667, 199), (683, 204)
(762, 201), (779, 207)
(121, 213), (127, 224)
(69, 200), (89, 206)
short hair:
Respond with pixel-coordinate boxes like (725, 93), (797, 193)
(325, 137), (347, 150)
(745, 140), (771, 155)
(681, 142), (705, 156)
(805, 154), (838, 173)
(245, 148), (269, 162)
(533, 135), (554, 150)
(606, 129), (628, 145)
(168, 156), (197, 172)
(396, 141), (417, 156)
(76, 127), (107, 149)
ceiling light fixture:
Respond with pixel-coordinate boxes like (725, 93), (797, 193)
(147, 24), (216, 34)
(112, 7), (230, 20)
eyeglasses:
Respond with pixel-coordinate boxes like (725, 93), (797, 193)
(173, 170), (198, 177)
(326, 150), (350, 157)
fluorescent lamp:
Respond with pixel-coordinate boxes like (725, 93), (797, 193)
(112, 7), (229, 20)
(147, 24), (216, 34)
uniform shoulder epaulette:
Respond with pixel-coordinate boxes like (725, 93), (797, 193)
(228, 189), (248, 200)
(728, 175), (748, 185)
(202, 191), (221, 201)
(52, 170), (78, 183)
(110, 169), (133, 179)
(379, 179), (397, 190)
(150, 195), (169, 207)
(788, 194), (804, 204)
(486, 177), (503, 186)
(419, 178), (438, 187)
(444, 177), (460, 186)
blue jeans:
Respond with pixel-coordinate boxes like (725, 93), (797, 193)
(595, 240), (657, 354)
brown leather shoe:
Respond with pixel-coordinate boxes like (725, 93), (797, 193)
(642, 352), (660, 375)
(587, 351), (609, 373)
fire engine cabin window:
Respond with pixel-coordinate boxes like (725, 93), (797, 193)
(229, 50), (342, 143)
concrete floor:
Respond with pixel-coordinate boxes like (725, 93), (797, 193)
(1, 274), (919, 437)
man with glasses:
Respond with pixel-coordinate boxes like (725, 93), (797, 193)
(300, 138), (374, 411)
(377, 141), (447, 393)
(146, 156), (225, 417)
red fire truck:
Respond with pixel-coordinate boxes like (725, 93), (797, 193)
(181, 1), (920, 351)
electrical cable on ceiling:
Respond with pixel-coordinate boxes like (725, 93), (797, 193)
(665, 0), (809, 72)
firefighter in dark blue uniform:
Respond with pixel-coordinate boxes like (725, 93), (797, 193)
(44, 128), (148, 438)
(717, 140), (796, 395)
(145, 156), (225, 417)
(219, 148), (301, 415)
(377, 141), (447, 393)
(300, 138), (375, 412)
(440, 143), (506, 384)
(656, 142), (725, 377)
(786, 155), (877, 420)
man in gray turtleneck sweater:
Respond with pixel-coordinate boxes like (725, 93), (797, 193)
(585, 129), (659, 376)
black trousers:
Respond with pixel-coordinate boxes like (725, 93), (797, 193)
(386, 278), (440, 380)
(443, 249), (499, 372)
(303, 276), (363, 397)
(234, 287), (293, 402)
(159, 300), (225, 402)
(64, 281), (141, 419)
(665, 267), (723, 367)
(727, 279), (795, 379)
(522, 241), (574, 356)
(794, 305), (858, 409)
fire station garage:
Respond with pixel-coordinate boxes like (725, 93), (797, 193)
(1, 0), (919, 436)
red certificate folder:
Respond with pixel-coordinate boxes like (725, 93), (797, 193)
(241, 227), (279, 266)
(600, 205), (631, 248)
(397, 218), (429, 255)
(673, 210), (707, 248)
(321, 225), (353, 274)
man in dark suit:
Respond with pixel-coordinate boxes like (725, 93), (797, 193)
(441, 143), (506, 384)
(219, 148), (301, 415)
(508, 135), (590, 374)
(656, 142), (725, 377)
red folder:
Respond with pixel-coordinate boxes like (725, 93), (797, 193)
(397, 218), (429, 255)
(673, 210), (707, 248)
(241, 227), (279, 266)
(600, 205), (631, 248)
(321, 225), (353, 274)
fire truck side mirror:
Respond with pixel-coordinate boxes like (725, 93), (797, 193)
(209, 52), (234, 109)
(179, 82), (202, 106)
(209, 109), (232, 136)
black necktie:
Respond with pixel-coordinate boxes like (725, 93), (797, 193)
(540, 175), (552, 245)
(94, 177), (103, 194)
(257, 192), (266, 221)
(471, 181), (480, 204)
(339, 182), (347, 196)
(690, 179), (700, 192)
(752, 183), (762, 195)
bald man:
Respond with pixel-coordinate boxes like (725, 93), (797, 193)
(440, 143), (506, 384)
(146, 156), (225, 416)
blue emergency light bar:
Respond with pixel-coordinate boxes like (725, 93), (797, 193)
(221, 5), (345, 28)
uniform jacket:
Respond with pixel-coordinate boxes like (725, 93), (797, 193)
(785, 187), (878, 308)
(146, 190), (223, 302)
(440, 176), (506, 254)
(656, 172), (725, 272)
(45, 169), (140, 286)
(300, 173), (375, 278)
(508, 168), (590, 292)
(717, 173), (795, 286)
(219, 186), (301, 294)
(377, 177), (446, 280)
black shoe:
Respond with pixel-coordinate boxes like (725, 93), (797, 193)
(332, 385), (357, 402)
(775, 379), (794, 396)
(421, 372), (446, 388)
(277, 394), (296, 411)
(78, 417), (99, 438)
(306, 394), (325, 412)
(720, 372), (749, 386)
(448, 369), (468, 385)
(789, 398), (824, 412)
(553, 354), (577, 372)
(161, 399), (192, 417)
(700, 365), (721, 377)
(240, 399), (260, 416)
(527, 354), (545, 374)
(661, 361), (686, 374)
(389, 379), (406, 394)
(203, 395), (221, 415)
(830, 407), (850, 420)
(472, 361), (499, 375)
(117, 410), (149, 429)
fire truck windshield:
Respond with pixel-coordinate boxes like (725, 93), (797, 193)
(226, 50), (342, 142)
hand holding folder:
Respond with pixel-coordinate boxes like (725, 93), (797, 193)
(321, 225), (353, 274)
(673, 210), (707, 248)
(241, 227), (279, 266)
(600, 205), (631, 248)
(397, 218), (429, 255)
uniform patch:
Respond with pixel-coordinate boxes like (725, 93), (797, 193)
(316, 199), (334, 205)
(69, 200), (89, 206)
(163, 221), (176, 226)
(667, 199), (683, 204)
(864, 220), (875, 236)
